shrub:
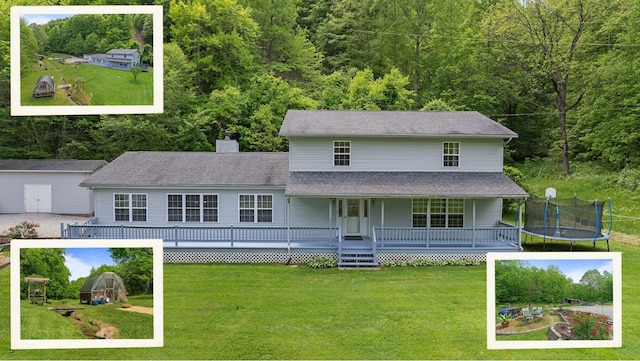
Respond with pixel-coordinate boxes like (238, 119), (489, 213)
(382, 258), (481, 267)
(503, 165), (531, 213)
(568, 312), (612, 340)
(6, 221), (39, 239)
(616, 167), (640, 191)
(307, 256), (337, 269)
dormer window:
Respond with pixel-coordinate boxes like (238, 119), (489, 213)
(443, 142), (460, 167)
(334, 141), (351, 166)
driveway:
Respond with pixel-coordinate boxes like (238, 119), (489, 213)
(0, 213), (92, 238)
(566, 304), (614, 322)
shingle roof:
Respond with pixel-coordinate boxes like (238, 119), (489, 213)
(80, 152), (289, 188)
(285, 172), (528, 198)
(279, 110), (517, 138)
(0, 159), (107, 172)
(106, 49), (139, 55)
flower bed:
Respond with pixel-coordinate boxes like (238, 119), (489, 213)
(552, 310), (613, 340)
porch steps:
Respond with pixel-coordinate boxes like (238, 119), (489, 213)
(338, 240), (378, 267)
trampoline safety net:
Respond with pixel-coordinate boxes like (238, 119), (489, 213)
(524, 197), (606, 239)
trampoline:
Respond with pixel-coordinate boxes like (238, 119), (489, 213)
(520, 195), (612, 251)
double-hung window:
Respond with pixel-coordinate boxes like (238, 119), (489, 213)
(114, 193), (147, 222)
(239, 194), (273, 223)
(167, 194), (218, 222)
(412, 198), (464, 227)
(334, 141), (351, 166)
(443, 142), (460, 167)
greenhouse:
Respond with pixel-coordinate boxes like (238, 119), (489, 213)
(79, 272), (127, 304)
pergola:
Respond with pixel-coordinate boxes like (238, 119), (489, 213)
(25, 277), (50, 305)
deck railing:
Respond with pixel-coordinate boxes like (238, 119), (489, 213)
(63, 221), (520, 250)
(63, 223), (340, 248)
(374, 223), (520, 248)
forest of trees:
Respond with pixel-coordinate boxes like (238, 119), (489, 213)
(2, 0), (640, 176)
(495, 260), (614, 305)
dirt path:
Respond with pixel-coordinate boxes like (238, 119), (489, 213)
(117, 305), (153, 315)
(72, 314), (118, 339)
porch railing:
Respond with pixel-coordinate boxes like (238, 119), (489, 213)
(373, 223), (520, 249)
(63, 222), (340, 249)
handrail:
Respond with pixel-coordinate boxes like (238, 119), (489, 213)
(373, 225), (519, 248)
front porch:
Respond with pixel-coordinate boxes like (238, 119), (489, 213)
(62, 220), (522, 265)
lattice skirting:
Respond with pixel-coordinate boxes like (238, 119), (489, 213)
(164, 251), (335, 264)
(376, 252), (487, 263)
(164, 250), (486, 263)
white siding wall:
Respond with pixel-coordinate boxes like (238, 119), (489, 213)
(288, 197), (503, 229)
(94, 188), (287, 227)
(288, 137), (504, 172)
(288, 198), (333, 228)
(0, 172), (94, 214)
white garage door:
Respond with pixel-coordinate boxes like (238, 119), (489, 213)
(24, 184), (52, 213)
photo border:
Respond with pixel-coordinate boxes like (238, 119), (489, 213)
(486, 251), (622, 349)
(11, 238), (163, 349)
(10, 5), (164, 116)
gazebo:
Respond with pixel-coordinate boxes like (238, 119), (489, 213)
(25, 277), (50, 305)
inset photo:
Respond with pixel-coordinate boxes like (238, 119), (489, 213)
(10, 238), (163, 349)
(487, 252), (621, 349)
(10, 5), (163, 116)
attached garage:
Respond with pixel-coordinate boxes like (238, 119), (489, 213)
(0, 159), (107, 215)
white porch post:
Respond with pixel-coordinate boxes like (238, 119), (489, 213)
(286, 196), (291, 256)
(472, 200), (476, 228)
(329, 199), (333, 234)
(472, 200), (476, 247)
(518, 198), (524, 248)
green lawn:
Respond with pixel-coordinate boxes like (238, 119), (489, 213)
(2, 255), (640, 360)
(20, 57), (154, 106)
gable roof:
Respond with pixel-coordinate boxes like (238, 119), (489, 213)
(106, 49), (139, 55)
(285, 172), (528, 198)
(279, 110), (517, 138)
(35, 75), (54, 88)
(80, 151), (289, 188)
(0, 159), (107, 173)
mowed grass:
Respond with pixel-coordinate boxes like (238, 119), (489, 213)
(2, 258), (640, 360)
(20, 57), (154, 106)
(20, 301), (85, 340)
(18, 295), (153, 341)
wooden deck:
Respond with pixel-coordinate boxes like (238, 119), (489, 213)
(63, 221), (522, 265)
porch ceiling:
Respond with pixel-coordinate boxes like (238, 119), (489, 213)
(285, 172), (529, 198)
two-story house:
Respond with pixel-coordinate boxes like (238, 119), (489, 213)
(67, 110), (528, 265)
(84, 49), (141, 70)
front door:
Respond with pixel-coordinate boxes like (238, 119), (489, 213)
(340, 199), (368, 237)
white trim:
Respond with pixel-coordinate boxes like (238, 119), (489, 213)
(113, 192), (148, 222)
(238, 193), (274, 223)
(166, 193), (219, 223)
(442, 141), (461, 168)
(333, 140), (351, 167)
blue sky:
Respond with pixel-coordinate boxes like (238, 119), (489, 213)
(522, 259), (614, 284)
(64, 248), (115, 281)
(21, 14), (74, 25)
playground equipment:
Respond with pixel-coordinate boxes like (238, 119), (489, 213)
(520, 191), (612, 251)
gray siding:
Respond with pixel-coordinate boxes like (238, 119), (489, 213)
(0, 172), (94, 214)
(288, 137), (504, 172)
(93, 188), (287, 227)
(288, 197), (503, 229)
(288, 198), (333, 228)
